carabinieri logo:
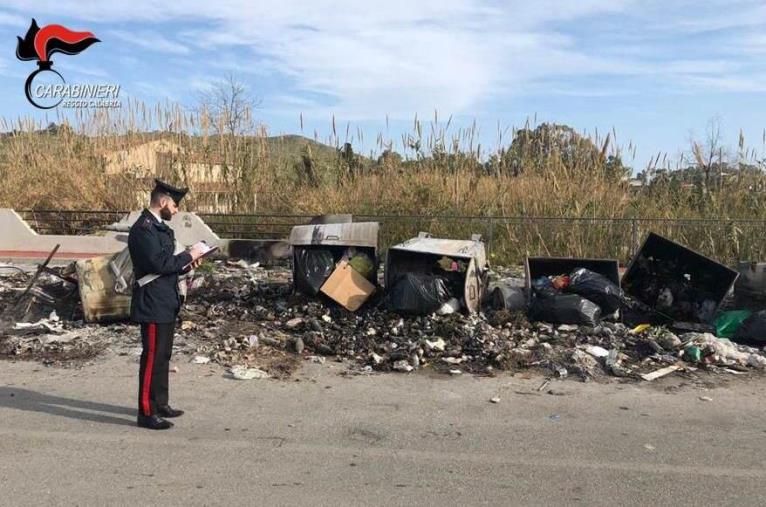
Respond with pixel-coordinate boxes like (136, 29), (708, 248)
(16, 19), (103, 109)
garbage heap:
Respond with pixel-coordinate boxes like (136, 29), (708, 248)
(2, 229), (766, 382)
(183, 261), (766, 381)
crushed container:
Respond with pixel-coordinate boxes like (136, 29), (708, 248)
(385, 233), (489, 313)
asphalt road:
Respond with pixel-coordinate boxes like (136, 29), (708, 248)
(1, 355), (765, 506)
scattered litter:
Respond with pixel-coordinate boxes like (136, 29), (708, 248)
(393, 360), (414, 372)
(641, 364), (683, 381)
(437, 298), (461, 315)
(489, 396), (500, 404)
(584, 345), (610, 358)
(192, 355), (211, 364)
(632, 324), (651, 334)
(229, 366), (270, 380)
(699, 396), (713, 402)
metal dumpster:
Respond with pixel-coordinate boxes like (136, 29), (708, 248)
(384, 233), (489, 313)
(525, 256), (620, 302)
(289, 222), (380, 295)
(622, 232), (739, 323)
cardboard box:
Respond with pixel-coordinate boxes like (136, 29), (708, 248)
(320, 260), (375, 312)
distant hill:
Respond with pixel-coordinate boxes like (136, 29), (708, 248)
(0, 124), (356, 168)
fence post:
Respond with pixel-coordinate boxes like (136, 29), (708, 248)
(488, 217), (494, 258)
(630, 219), (638, 261)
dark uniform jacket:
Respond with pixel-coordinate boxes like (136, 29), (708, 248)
(128, 209), (193, 323)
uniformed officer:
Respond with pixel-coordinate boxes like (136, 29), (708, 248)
(128, 179), (205, 430)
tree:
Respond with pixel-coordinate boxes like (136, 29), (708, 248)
(197, 73), (260, 137)
(490, 123), (629, 179)
(690, 117), (727, 191)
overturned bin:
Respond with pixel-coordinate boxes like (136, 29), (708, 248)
(289, 222), (380, 296)
(622, 232), (739, 323)
(385, 233), (489, 314)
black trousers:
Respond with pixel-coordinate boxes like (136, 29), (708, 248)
(138, 322), (175, 416)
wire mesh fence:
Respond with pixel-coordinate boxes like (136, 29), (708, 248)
(18, 210), (766, 266)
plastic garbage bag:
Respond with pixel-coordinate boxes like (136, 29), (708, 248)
(491, 285), (527, 312)
(733, 310), (766, 344)
(714, 310), (752, 339)
(294, 248), (335, 295)
(388, 273), (451, 315)
(528, 293), (602, 326)
(568, 268), (623, 314)
(531, 276), (559, 299)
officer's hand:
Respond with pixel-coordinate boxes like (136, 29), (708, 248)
(189, 244), (206, 260)
(190, 258), (203, 269)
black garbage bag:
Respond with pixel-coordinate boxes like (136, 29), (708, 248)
(528, 294), (602, 326)
(733, 310), (766, 344)
(531, 276), (560, 298)
(388, 273), (451, 315)
(568, 268), (623, 314)
(294, 248), (335, 296)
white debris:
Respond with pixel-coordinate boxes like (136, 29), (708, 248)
(584, 345), (610, 358)
(229, 366), (270, 380)
(191, 355), (211, 364)
(285, 318), (304, 329)
(393, 360), (413, 372)
(436, 298), (461, 315)
(425, 338), (446, 352)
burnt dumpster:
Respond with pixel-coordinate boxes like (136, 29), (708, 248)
(525, 257), (622, 324)
(622, 232), (739, 324)
(734, 262), (766, 310)
(385, 233), (489, 314)
(526, 257), (620, 301)
(289, 222), (379, 297)
(76, 249), (133, 323)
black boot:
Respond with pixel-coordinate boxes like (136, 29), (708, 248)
(157, 405), (184, 418)
(137, 414), (173, 430)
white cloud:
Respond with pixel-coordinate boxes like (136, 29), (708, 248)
(109, 30), (190, 54)
(5, 0), (766, 119)
(2, 1), (638, 118)
(0, 10), (25, 27)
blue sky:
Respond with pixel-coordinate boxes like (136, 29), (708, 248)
(0, 1), (765, 170)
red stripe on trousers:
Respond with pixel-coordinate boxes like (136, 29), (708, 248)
(142, 323), (157, 416)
